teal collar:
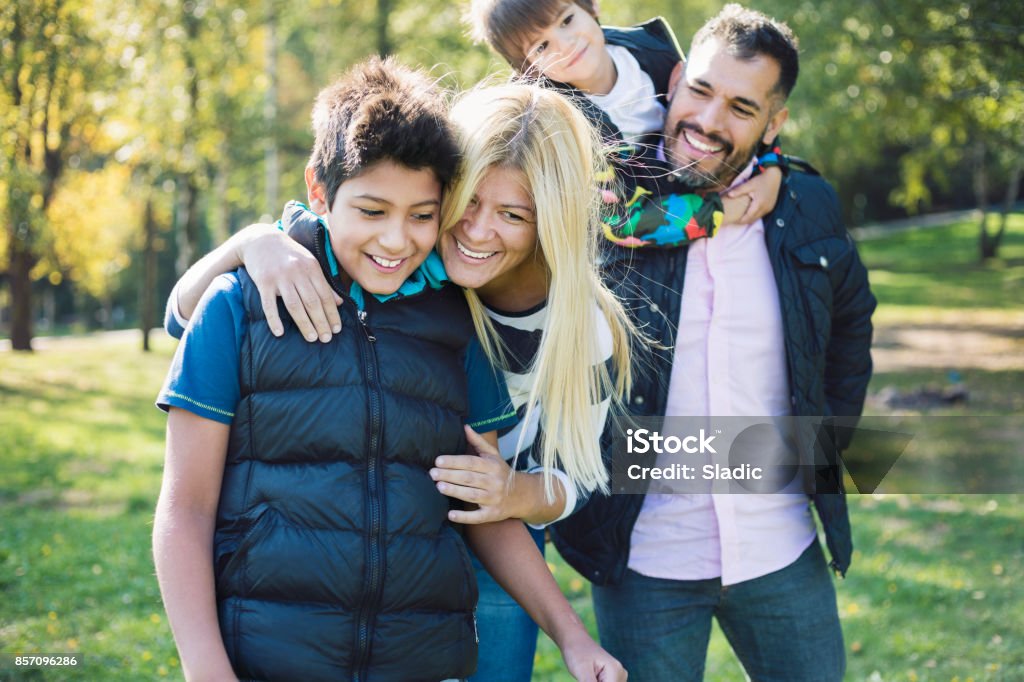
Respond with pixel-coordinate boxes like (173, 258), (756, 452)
(305, 207), (450, 310)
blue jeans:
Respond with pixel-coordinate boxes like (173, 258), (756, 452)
(468, 525), (546, 682)
(592, 540), (845, 682)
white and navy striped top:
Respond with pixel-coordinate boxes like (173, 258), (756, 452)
(485, 299), (615, 526)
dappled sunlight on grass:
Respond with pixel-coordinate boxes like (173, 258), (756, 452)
(533, 492), (1024, 682)
(836, 495), (1022, 681)
(0, 334), (177, 680)
(858, 215), (1024, 311)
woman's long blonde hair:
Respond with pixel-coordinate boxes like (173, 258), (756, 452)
(442, 83), (635, 498)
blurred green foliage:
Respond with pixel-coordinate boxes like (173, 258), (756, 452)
(1, 0), (1022, 346)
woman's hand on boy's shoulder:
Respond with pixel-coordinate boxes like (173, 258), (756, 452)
(432, 427), (522, 524)
(239, 223), (343, 342)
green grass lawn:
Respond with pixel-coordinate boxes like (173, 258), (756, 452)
(1, 217), (1021, 680)
(0, 335), (179, 680)
(856, 213), (1024, 322)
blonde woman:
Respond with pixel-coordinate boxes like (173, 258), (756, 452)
(165, 82), (635, 681)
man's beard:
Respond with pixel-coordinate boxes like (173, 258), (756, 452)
(668, 121), (760, 191)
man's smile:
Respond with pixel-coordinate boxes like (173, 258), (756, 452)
(683, 130), (724, 154)
(675, 122), (732, 157)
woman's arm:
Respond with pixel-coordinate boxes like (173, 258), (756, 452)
(153, 408), (237, 682)
(436, 314), (614, 528)
(169, 223), (341, 342)
(465, 518), (626, 681)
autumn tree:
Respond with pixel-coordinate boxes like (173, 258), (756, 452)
(1, 0), (119, 350)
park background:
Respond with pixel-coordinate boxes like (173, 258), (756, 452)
(1, 0), (1021, 679)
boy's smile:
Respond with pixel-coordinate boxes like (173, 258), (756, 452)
(306, 161), (441, 295)
(367, 254), (407, 272)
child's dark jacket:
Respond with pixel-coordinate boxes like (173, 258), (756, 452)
(550, 17), (682, 149)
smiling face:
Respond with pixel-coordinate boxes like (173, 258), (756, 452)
(522, 2), (615, 94)
(305, 160), (441, 295)
(438, 165), (548, 310)
(664, 36), (789, 191)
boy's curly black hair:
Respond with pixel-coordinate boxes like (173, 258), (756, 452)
(308, 56), (460, 208)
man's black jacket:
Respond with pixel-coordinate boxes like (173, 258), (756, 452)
(552, 169), (876, 585)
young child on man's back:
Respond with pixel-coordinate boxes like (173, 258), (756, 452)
(153, 56), (620, 682)
(469, 0), (789, 244)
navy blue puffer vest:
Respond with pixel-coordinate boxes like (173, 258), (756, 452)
(214, 245), (479, 681)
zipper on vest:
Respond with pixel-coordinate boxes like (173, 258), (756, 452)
(357, 310), (375, 341)
(353, 309), (384, 681)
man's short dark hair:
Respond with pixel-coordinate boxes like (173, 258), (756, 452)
(308, 56), (460, 208)
(690, 3), (800, 101)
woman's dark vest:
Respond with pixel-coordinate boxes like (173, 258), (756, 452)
(214, 233), (479, 681)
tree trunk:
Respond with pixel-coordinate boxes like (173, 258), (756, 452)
(101, 295), (114, 331)
(6, 6), (34, 351)
(992, 158), (1023, 256)
(979, 213), (996, 260)
(174, 175), (201, 276)
(174, 178), (189, 277)
(264, 0), (279, 218)
(212, 153), (230, 245)
(175, 2), (203, 276)
(41, 285), (55, 332)
(7, 227), (35, 352)
(973, 142), (997, 261)
(376, 0), (393, 57)
(140, 196), (157, 352)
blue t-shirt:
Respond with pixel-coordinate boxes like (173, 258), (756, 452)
(158, 272), (517, 433)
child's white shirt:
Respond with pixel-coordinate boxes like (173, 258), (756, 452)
(586, 45), (666, 144)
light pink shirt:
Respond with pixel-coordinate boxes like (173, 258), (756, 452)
(628, 162), (816, 585)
